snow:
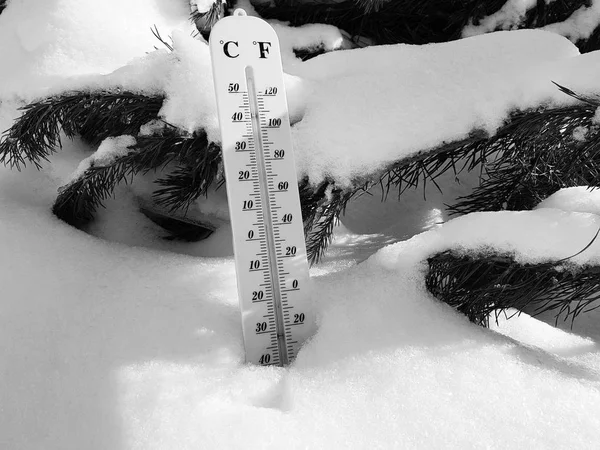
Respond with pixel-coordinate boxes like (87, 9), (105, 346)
(462, 0), (539, 37)
(341, 170), (479, 241)
(0, 0), (195, 100)
(3, 2), (600, 449)
(375, 208), (600, 269)
(4, 5), (599, 186)
(4, 4), (598, 186)
(536, 186), (600, 216)
(288, 30), (589, 185)
(573, 125), (589, 141)
(543, 1), (600, 43)
(2, 149), (600, 449)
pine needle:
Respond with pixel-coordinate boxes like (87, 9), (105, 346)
(255, 0), (597, 51)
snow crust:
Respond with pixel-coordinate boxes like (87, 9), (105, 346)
(115, 28), (595, 187)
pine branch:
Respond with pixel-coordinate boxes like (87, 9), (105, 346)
(450, 104), (600, 215)
(553, 81), (600, 107)
(139, 204), (216, 242)
(152, 142), (223, 212)
(299, 132), (494, 262)
(191, 0), (227, 39)
(426, 246), (600, 327)
(52, 134), (211, 228)
(151, 25), (174, 51)
(0, 91), (164, 170)
(302, 88), (600, 262)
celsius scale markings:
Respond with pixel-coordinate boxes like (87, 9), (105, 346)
(209, 10), (314, 366)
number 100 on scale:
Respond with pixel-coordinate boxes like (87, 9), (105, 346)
(210, 12), (314, 366)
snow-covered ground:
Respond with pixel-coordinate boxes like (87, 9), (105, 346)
(1, 1), (600, 449)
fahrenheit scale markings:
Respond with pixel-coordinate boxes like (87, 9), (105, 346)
(209, 10), (314, 366)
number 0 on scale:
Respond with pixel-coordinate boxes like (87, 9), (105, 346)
(209, 10), (314, 366)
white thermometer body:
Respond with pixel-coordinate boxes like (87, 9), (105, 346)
(210, 12), (314, 366)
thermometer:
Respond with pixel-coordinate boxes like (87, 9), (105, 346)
(209, 10), (314, 366)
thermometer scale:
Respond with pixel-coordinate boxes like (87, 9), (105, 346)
(209, 10), (314, 366)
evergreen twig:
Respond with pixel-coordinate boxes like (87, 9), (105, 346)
(256, 0), (599, 51)
(191, 0), (228, 39)
(151, 25), (174, 51)
(52, 134), (212, 228)
(302, 185), (358, 265)
(0, 91), (164, 169)
(426, 244), (600, 327)
(450, 104), (600, 215)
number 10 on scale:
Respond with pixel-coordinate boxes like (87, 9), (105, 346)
(210, 11), (314, 366)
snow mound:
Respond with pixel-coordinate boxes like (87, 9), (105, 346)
(71, 135), (136, 182)
(5, 18), (599, 188)
(536, 186), (600, 216)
